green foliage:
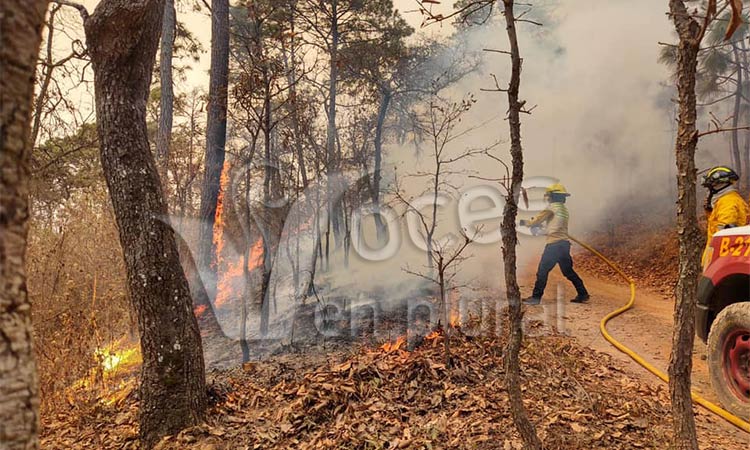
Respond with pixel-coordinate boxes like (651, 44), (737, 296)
(660, 12), (750, 102)
(337, 7), (413, 94)
(31, 123), (103, 212)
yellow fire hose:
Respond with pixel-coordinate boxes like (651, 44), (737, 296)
(568, 235), (750, 433)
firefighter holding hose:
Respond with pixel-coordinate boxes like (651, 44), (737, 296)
(701, 166), (749, 265)
(519, 183), (590, 305)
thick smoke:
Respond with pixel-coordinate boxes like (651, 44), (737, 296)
(210, 1), (689, 353)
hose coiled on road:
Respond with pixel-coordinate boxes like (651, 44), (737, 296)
(568, 235), (750, 433)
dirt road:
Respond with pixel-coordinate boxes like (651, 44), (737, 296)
(520, 268), (750, 445)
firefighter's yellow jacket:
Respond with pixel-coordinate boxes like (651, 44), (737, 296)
(703, 190), (749, 267)
(706, 190), (749, 241)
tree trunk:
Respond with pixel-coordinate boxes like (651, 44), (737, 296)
(0, 2), (48, 448)
(372, 87), (391, 242)
(731, 43), (742, 177)
(83, 1), (207, 447)
(438, 264), (451, 366)
(156, 0), (176, 181)
(194, 0), (229, 331)
(740, 39), (750, 192)
(327, 0), (343, 249)
(30, 3), (59, 149)
(282, 40), (309, 189)
(499, 1), (543, 449)
(667, 2), (701, 448)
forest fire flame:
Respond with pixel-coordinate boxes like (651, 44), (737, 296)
(211, 162), (265, 308)
(380, 336), (407, 353)
(215, 239), (264, 307)
(68, 338), (141, 406)
(96, 344), (139, 373)
(450, 310), (460, 328)
(424, 330), (441, 340)
(212, 163), (231, 264)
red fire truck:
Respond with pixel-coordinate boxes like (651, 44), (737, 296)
(696, 226), (750, 418)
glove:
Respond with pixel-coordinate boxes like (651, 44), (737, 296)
(530, 225), (543, 236)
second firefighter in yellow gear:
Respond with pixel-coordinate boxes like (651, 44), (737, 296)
(519, 183), (589, 305)
(701, 166), (749, 265)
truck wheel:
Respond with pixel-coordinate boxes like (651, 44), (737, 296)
(707, 302), (750, 419)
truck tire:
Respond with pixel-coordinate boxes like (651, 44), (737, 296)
(707, 301), (750, 419)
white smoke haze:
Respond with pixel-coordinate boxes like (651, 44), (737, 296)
(376, 1), (678, 286)
(206, 1), (696, 351)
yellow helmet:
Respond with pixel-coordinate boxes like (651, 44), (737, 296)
(545, 183), (570, 196)
(701, 166), (739, 189)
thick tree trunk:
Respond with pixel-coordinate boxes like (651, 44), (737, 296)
(197, 0), (229, 296)
(193, 0), (229, 332)
(667, 1), (701, 449)
(500, 1), (543, 449)
(156, 0), (176, 181)
(83, 1), (207, 447)
(0, 2), (49, 448)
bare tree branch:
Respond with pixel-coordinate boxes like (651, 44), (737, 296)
(697, 124), (750, 138)
(51, 0), (89, 21)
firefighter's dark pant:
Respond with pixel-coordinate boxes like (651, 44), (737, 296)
(532, 240), (588, 299)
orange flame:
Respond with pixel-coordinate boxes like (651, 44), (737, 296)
(424, 330), (441, 340)
(211, 162), (266, 308)
(215, 238), (264, 307)
(194, 304), (207, 317)
(450, 310), (460, 328)
(380, 336), (407, 353)
(212, 163), (231, 266)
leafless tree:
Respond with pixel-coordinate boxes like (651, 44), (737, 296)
(395, 93), (490, 268)
(497, 1), (543, 448)
(403, 233), (473, 365)
(395, 92), (490, 364)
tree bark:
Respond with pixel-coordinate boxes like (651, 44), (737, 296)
(156, 0), (176, 181)
(499, 1), (543, 449)
(731, 43), (742, 177)
(740, 38), (750, 191)
(196, 0), (229, 303)
(0, 2), (49, 449)
(667, 2), (701, 449)
(326, 0), (343, 250)
(82, 1), (207, 447)
(191, 0), (229, 333)
(372, 87), (391, 242)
